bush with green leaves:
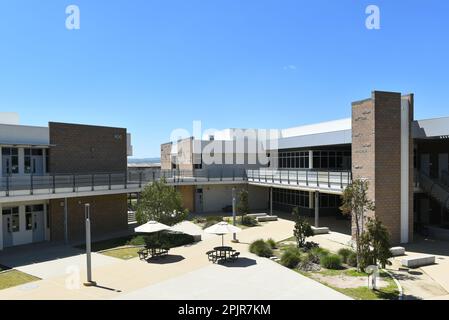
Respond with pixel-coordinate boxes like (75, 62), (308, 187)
(320, 254), (342, 270)
(307, 247), (330, 264)
(338, 248), (354, 264)
(143, 232), (195, 249)
(347, 252), (358, 267)
(237, 190), (250, 223)
(266, 238), (277, 249)
(292, 207), (314, 248)
(281, 247), (302, 269)
(202, 216), (224, 229)
(249, 239), (273, 257)
(241, 215), (258, 227)
(136, 178), (188, 226)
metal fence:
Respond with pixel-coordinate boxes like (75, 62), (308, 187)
(246, 168), (352, 190)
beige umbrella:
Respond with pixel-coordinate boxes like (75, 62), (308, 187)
(135, 221), (171, 233)
(204, 221), (242, 247)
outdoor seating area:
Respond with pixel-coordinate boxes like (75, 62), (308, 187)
(206, 246), (240, 264)
(138, 245), (170, 260)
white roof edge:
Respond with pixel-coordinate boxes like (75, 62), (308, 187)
(281, 118), (352, 138)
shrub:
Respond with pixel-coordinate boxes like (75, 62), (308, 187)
(280, 247), (302, 268)
(338, 248), (354, 264)
(126, 235), (146, 246)
(249, 239), (273, 257)
(143, 232), (195, 249)
(298, 253), (321, 272)
(308, 247), (330, 264)
(293, 210), (314, 248)
(202, 216), (224, 229)
(266, 238), (277, 249)
(347, 251), (358, 267)
(320, 254), (342, 270)
(241, 215), (258, 227)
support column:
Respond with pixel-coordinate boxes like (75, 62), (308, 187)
(270, 187), (273, 216)
(314, 191), (319, 228)
(0, 203), (3, 251)
(309, 150), (314, 169)
(64, 198), (68, 245)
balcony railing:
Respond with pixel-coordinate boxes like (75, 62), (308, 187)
(0, 173), (130, 198)
(1, 168), (351, 198)
(246, 168), (352, 191)
(127, 168), (247, 185)
(0, 168), (248, 198)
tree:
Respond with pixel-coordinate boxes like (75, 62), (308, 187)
(236, 189), (250, 223)
(340, 179), (375, 271)
(292, 207), (314, 248)
(359, 218), (392, 270)
(136, 178), (188, 226)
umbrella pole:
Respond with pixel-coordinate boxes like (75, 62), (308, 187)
(222, 234), (224, 247)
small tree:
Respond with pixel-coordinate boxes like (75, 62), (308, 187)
(136, 178), (188, 226)
(340, 179), (375, 271)
(292, 207), (313, 248)
(359, 218), (392, 270)
(237, 189), (250, 223)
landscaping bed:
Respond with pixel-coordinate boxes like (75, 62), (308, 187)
(0, 268), (40, 291)
(191, 215), (260, 230)
(77, 233), (196, 260)
(278, 239), (399, 300)
(250, 237), (399, 300)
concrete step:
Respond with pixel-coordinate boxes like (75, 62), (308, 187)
(256, 215), (278, 222)
(247, 213), (269, 218)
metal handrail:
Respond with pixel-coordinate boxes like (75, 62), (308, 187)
(246, 168), (352, 190)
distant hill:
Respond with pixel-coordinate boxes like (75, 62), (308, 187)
(128, 157), (161, 164)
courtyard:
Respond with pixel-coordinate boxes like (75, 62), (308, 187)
(0, 216), (448, 300)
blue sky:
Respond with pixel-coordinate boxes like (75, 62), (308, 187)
(0, 0), (448, 158)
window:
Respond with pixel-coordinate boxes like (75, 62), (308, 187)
(25, 149), (32, 174)
(26, 212), (32, 230)
(2, 148), (19, 174)
(11, 207), (19, 232)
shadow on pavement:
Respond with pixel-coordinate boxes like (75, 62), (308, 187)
(219, 257), (257, 268)
(146, 255), (185, 264)
(0, 242), (84, 268)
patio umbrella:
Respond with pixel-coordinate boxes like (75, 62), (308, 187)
(204, 222), (242, 247)
(134, 221), (171, 233)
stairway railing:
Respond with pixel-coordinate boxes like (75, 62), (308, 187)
(417, 171), (449, 210)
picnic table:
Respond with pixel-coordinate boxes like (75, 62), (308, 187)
(206, 246), (240, 263)
(138, 244), (170, 260)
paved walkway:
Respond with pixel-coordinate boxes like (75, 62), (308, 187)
(118, 253), (349, 300)
(0, 218), (348, 300)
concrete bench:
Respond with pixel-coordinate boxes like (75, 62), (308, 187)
(247, 213), (268, 218)
(256, 216), (278, 222)
(401, 255), (436, 268)
(390, 246), (405, 257)
(311, 227), (330, 235)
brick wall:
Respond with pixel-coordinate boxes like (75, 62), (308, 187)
(49, 194), (128, 242)
(352, 91), (413, 244)
(48, 122), (127, 174)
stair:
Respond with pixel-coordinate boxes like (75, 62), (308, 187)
(417, 172), (449, 210)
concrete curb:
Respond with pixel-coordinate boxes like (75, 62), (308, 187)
(383, 268), (404, 300)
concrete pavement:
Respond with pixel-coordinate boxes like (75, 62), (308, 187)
(0, 218), (349, 300)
